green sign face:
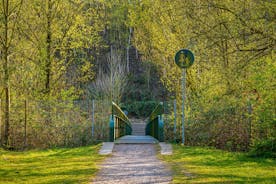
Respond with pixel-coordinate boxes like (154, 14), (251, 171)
(175, 49), (194, 69)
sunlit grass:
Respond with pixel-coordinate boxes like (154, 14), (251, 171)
(161, 145), (276, 183)
(0, 144), (106, 184)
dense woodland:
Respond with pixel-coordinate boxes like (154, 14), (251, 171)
(0, 0), (275, 156)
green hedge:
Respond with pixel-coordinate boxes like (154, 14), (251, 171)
(249, 138), (276, 158)
(121, 101), (159, 117)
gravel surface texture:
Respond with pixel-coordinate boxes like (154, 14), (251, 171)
(92, 144), (172, 184)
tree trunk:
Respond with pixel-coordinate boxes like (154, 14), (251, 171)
(45, 0), (52, 94)
(43, 0), (53, 127)
(126, 27), (132, 73)
(2, 0), (10, 147)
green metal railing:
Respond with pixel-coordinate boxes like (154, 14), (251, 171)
(109, 101), (132, 142)
(145, 102), (164, 141)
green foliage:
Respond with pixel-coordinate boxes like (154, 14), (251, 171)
(0, 145), (105, 184)
(129, 0), (276, 153)
(121, 60), (168, 118)
(248, 57), (276, 147)
(1, 99), (110, 150)
(0, 0), (107, 148)
(122, 101), (158, 117)
(249, 138), (276, 158)
(161, 145), (276, 183)
(0, 0), (274, 154)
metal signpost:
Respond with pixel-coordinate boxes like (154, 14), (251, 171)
(174, 49), (194, 145)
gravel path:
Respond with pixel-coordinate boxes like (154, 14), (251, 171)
(92, 144), (172, 184)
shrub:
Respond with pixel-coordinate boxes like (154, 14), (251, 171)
(249, 138), (276, 158)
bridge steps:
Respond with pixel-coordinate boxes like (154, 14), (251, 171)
(131, 123), (146, 135)
(130, 118), (146, 136)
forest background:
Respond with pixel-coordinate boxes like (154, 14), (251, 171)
(0, 0), (275, 157)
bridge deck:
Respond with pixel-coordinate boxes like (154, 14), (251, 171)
(115, 135), (158, 144)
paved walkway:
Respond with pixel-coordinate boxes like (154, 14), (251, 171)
(99, 142), (114, 155)
(92, 144), (172, 184)
(159, 143), (172, 155)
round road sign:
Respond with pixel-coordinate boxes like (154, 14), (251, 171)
(174, 49), (194, 69)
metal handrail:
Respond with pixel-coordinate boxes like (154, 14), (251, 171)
(145, 102), (164, 141)
(109, 101), (132, 141)
(148, 102), (164, 122)
(112, 102), (131, 126)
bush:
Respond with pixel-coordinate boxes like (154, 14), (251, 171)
(121, 101), (159, 117)
(249, 138), (276, 158)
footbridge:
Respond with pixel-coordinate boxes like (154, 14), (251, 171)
(109, 102), (164, 144)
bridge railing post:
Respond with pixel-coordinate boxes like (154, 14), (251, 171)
(109, 115), (115, 142)
(158, 115), (164, 142)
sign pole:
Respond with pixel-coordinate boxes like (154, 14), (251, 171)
(174, 49), (194, 145)
(181, 69), (186, 145)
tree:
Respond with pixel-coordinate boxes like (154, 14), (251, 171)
(0, 0), (23, 147)
(129, 0), (275, 151)
(88, 49), (128, 104)
(17, 0), (104, 99)
(0, 0), (105, 148)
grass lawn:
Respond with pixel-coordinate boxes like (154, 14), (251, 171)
(0, 144), (106, 184)
(161, 145), (276, 184)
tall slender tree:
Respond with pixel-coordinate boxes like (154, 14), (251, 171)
(0, 0), (23, 146)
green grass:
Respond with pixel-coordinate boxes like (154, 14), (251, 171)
(0, 144), (106, 184)
(161, 145), (276, 183)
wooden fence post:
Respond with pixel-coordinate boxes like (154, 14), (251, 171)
(174, 99), (177, 142)
(92, 100), (95, 138)
(247, 101), (252, 147)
